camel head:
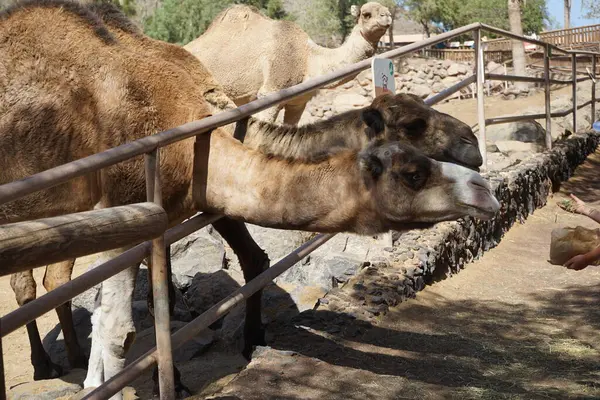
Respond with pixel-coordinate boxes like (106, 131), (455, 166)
(361, 93), (484, 171)
(350, 2), (392, 43)
(359, 140), (500, 228)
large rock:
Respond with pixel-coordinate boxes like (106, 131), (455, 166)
(126, 321), (215, 364)
(218, 224), (312, 273)
(435, 68), (448, 78)
(495, 140), (544, 154)
(447, 63), (461, 76)
(409, 84), (432, 99)
(8, 369), (85, 400)
(277, 254), (364, 290)
(184, 270), (241, 316)
(442, 76), (460, 86)
(485, 120), (546, 144)
(170, 227), (227, 289)
(487, 60), (502, 73)
(332, 93), (369, 113)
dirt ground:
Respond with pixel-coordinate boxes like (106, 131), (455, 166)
(1, 85), (598, 398)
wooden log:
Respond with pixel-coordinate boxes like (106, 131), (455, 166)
(0, 203), (168, 276)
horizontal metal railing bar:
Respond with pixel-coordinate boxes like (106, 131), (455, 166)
(481, 24), (571, 54)
(486, 73), (546, 83)
(425, 75), (476, 105)
(0, 212), (222, 337)
(82, 232), (336, 400)
(0, 23), (482, 208)
(485, 98), (600, 125)
(550, 78), (577, 84)
(577, 76), (591, 82)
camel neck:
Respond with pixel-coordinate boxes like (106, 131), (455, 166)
(193, 129), (378, 233)
(236, 111), (368, 160)
(307, 26), (378, 78)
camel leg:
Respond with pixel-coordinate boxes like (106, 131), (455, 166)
(83, 249), (138, 400)
(43, 260), (88, 370)
(212, 218), (270, 360)
(10, 270), (63, 380)
(282, 102), (307, 125)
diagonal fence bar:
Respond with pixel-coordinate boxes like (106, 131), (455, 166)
(81, 233), (336, 400)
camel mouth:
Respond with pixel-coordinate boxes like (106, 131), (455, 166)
(457, 197), (501, 220)
(451, 158), (480, 172)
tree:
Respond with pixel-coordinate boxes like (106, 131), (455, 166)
(405, 0), (550, 36)
(507, 0), (527, 91)
(564, 0), (571, 28)
(143, 0), (288, 45)
(582, 0), (600, 19)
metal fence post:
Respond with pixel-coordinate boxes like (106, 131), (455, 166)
(544, 44), (552, 150)
(0, 319), (5, 400)
(474, 28), (487, 171)
(592, 55), (597, 122)
(572, 53), (578, 132)
(144, 149), (175, 400)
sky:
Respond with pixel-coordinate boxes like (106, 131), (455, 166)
(546, 0), (600, 28)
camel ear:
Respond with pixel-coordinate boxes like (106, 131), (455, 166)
(361, 108), (385, 139)
(359, 152), (384, 180)
(350, 5), (360, 17)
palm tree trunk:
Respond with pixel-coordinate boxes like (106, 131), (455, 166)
(507, 0), (528, 91)
(564, 0), (571, 29)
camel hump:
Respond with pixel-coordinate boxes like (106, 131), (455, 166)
(0, 0), (116, 44)
(209, 4), (268, 28)
(87, 2), (142, 35)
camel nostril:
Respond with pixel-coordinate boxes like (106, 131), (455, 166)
(468, 176), (491, 191)
(460, 137), (473, 145)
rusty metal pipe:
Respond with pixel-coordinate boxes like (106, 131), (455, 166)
(145, 150), (175, 400)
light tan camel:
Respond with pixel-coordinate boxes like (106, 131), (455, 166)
(1, 2), (499, 398)
(7, 1), (485, 388)
(184, 2), (393, 124)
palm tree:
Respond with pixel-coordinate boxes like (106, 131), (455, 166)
(564, 0), (571, 29)
(507, 0), (528, 90)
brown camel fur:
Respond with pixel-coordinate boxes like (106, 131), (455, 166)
(185, 2), (392, 124)
(1, 2), (499, 397)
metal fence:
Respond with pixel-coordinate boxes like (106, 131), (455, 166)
(0, 22), (599, 400)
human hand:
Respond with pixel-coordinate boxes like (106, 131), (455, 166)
(563, 254), (591, 271)
(557, 194), (589, 216)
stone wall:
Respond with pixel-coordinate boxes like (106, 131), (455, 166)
(318, 130), (600, 320)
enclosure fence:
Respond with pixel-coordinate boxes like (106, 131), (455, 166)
(0, 22), (598, 400)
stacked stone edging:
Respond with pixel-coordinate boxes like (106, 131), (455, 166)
(318, 131), (600, 320)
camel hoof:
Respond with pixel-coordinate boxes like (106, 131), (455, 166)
(33, 360), (63, 381)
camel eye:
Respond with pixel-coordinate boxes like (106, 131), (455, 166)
(461, 137), (473, 145)
(362, 12), (371, 19)
(400, 167), (428, 190)
(404, 118), (427, 137)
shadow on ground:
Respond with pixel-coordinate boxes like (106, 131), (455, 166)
(258, 283), (600, 400)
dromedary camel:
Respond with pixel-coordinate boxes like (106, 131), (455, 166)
(0, 2), (499, 398)
(184, 2), (393, 124)
(6, 3), (485, 388)
(3, 0), (486, 392)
